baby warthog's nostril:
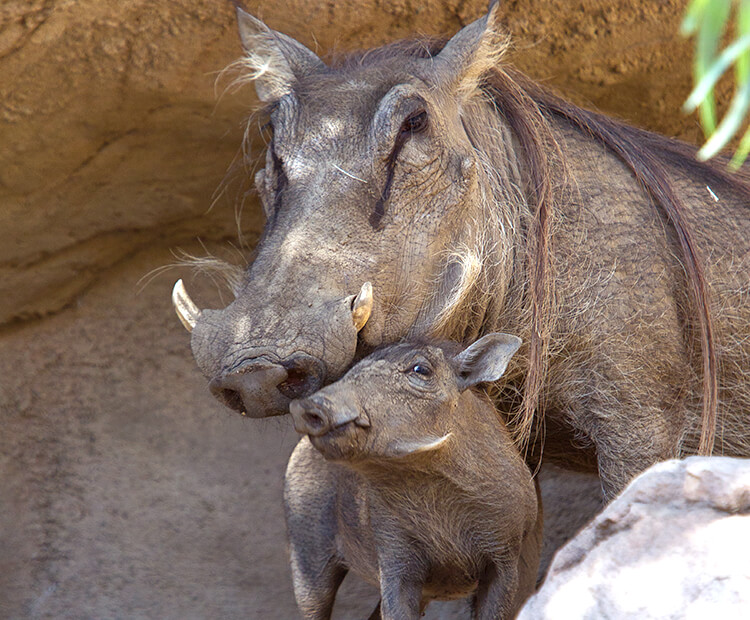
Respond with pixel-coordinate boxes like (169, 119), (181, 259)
(290, 398), (333, 436)
(302, 411), (326, 431)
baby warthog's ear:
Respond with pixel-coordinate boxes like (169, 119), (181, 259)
(234, 5), (325, 102)
(453, 332), (521, 391)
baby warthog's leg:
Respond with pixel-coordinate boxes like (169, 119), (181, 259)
(285, 441), (348, 619)
(367, 598), (429, 620)
(473, 560), (519, 620)
(289, 551), (347, 620)
(376, 547), (427, 620)
(367, 601), (381, 620)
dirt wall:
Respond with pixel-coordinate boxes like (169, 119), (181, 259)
(0, 0), (712, 325)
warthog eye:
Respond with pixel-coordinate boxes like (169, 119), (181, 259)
(370, 108), (429, 230)
(266, 141), (287, 217)
(399, 109), (428, 137)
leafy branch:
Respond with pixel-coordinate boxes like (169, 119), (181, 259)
(682, 0), (750, 168)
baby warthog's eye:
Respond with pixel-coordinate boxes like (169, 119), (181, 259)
(409, 362), (433, 378)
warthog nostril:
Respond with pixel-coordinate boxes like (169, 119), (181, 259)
(221, 389), (244, 413)
(278, 357), (324, 400)
(209, 362), (290, 417)
(278, 367), (311, 399)
(209, 383), (246, 414)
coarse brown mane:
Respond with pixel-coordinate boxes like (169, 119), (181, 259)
(495, 68), (750, 456)
(515, 71), (741, 457)
(334, 36), (750, 456)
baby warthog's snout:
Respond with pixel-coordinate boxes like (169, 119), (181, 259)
(290, 394), (363, 437)
(284, 333), (539, 620)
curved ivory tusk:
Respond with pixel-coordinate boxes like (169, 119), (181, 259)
(386, 432), (453, 458)
(409, 432), (453, 454)
(351, 282), (373, 331)
(172, 279), (202, 333)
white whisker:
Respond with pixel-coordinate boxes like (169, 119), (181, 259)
(332, 163), (368, 183)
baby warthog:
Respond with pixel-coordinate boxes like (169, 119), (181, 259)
(286, 334), (542, 620)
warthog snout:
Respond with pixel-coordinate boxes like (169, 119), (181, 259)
(210, 355), (325, 417)
(290, 394), (362, 437)
(174, 279), (375, 417)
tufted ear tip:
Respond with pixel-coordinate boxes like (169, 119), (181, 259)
(231, 7), (325, 102)
(428, 0), (509, 96)
(234, 4), (270, 46)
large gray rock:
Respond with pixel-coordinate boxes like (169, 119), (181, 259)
(519, 457), (750, 619)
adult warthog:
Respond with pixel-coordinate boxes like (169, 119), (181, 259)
(174, 2), (750, 497)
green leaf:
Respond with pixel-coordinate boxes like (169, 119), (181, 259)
(729, 124), (750, 168)
(681, 0), (713, 36)
(684, 34), (750, 113)
(693, 0), (733, 135)
(736, 0), (750, 80)
(697, 81), (750, 160)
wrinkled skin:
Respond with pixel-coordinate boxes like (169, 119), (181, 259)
(285, 334), (542, 620)
(185, 4), (750, 497)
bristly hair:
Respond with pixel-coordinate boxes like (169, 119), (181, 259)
(331, 34), (750, 457)
(328, 37), (443, 68)
(483, 66), (750, 456)
(513, 72), (749, 456)
(482, 67), (559, 449)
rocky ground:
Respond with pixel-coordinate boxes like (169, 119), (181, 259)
(0, 0), (723, 617)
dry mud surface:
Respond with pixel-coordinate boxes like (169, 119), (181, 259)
(0, 0), (715, 617)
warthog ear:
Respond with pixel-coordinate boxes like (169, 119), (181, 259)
(432, 1), (508, 97)
(234, 7), (325, 102)
(453, 332), (521, 391)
